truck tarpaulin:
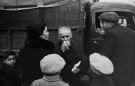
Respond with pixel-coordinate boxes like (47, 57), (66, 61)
(0, 0), (79, 11)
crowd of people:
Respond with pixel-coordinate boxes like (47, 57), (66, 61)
(0, 11), (135, 86)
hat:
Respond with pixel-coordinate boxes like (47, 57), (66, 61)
(99, 12), (119, 22)
(40, 54), (66, 74)
(89, 53), (114, 75)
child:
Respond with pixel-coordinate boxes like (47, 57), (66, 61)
(31, 54), (69, 86)
(0, 51), (22, 86)
(88, 53), (115, 86)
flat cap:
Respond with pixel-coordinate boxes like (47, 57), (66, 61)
(89, 53), (114, 75)
(40, 54), (66, 74)
(99, 12), (119, 22)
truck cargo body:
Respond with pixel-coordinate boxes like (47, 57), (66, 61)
(0, 0), (84, 55)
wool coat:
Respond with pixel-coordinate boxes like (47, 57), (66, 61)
(18, 37), (54, 86)
(100, 24), (135, 86)
(0, 63), (22, 86)
(31, 74), (69, 86)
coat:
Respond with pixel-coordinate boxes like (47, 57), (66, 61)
(89, 74), (115, 86)
(0, 64), (22, 86)
(18, 37), (54, 86)
(31, 74), (69, 86)
(88, 68), (115, 86)
(55, 40), (88, 86)
(100, 24), (135, 86)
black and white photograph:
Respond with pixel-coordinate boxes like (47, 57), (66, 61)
(0, 0), (135, 86)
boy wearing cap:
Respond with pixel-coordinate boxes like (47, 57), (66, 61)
(99, 12), (135, 86)
(88, 53), (115, 86)
(30, 54), (69, 86)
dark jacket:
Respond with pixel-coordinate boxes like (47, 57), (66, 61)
(88, 68), (115, 86)
(18, 37), (54, 85)
(100, 24), (135, 86)
(89, 74), (115, 86)
(0, 64), (22, 86)
(55, 40), (88, 85)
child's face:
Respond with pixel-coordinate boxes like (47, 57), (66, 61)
(4, 55), (16, 66)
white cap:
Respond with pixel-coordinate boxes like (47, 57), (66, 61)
(40, 54), (66, 74)
(89, 53), (114, 75)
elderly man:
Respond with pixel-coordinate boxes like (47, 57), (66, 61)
(99, 12), (135, 86)
(55, 26), (88, 86)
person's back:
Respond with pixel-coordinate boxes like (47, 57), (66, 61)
(89, 74), (115, 86)
(105, 24), (135, 86)
(19, 47), (51, 84)
(31, 78), (69, 86)
(88, 53), (115, 86)
(30, 54), (69, 86)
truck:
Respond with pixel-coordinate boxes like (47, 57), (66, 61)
(1, 0), (135, 55)
(1, 0), (135, 84)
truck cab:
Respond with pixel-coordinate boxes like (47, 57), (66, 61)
(84, 2), (135, 56)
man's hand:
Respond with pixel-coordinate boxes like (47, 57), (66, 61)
(61, 41), (70, 52)
(95, 28), (105, 34)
